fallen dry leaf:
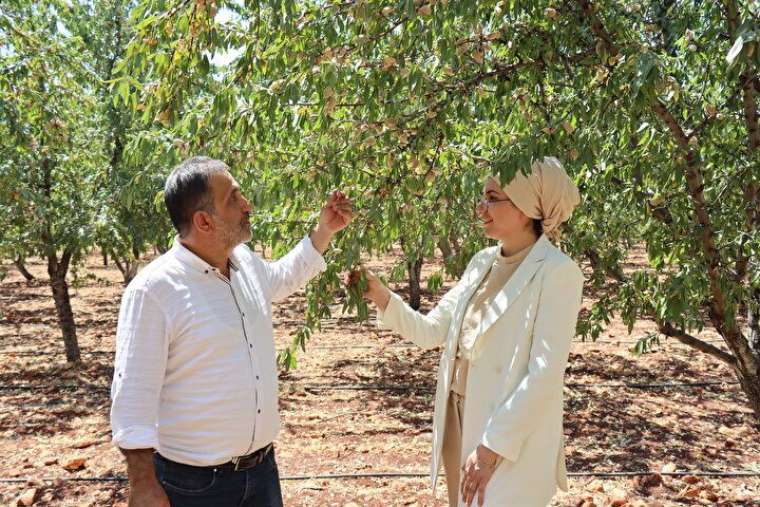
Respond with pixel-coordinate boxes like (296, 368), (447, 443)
(62, 458), (87, 472)
(610, 487), (628, 506)
(634, 473), (663, 490)
(71, 439), (99, 449)
(16, 488), (37, 507)
(678, 486), (702, 499)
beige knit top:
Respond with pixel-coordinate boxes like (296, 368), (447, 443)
(450, 243), (533, 396)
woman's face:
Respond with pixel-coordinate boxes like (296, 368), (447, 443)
(477, 177), (533, 240)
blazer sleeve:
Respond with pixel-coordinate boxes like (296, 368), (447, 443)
(481, 259), (584, 462)
(377, 253), (482, 350)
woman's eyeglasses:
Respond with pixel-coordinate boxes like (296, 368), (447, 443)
(477, 197), (511, 209)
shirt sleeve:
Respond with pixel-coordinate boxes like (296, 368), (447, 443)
(481, 260), (584, 462)
(265, 235), (327, 302)
(110, 286), (169, 450)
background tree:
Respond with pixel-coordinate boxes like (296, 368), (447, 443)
(118, 0), (760, 418)
(0, 0), (113, 362)
(73, 0), (174, 285)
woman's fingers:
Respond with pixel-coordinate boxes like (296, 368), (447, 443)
(461, 464), (475, 505)
(345, 269), (362, 287)
(460, 461), (490, 507)
(476, 479), (487, 507)
(346, 268), (376, 299)
(465, 478), (476, 506)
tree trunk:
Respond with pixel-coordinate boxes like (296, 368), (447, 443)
(735, 355), (760, 421)
(449, 231), (461, 256)
(407, 256), (423, 311)
(47, 250), (80, 363)
(437, 238), (452, 261)
(112, 251), (138, 286)
(585, 249), (625, 282)
(102, 250), (108, 267)
(123, 263), (138, 285)
(14, 256), (35, 281)
(748, 289), (760, 356)
(576, 0), (760, 421)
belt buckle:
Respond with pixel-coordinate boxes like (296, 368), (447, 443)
(232, 444), (270, 472)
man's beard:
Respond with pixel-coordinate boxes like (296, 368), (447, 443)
(215, 215), (252, 248)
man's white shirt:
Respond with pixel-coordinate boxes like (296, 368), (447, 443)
(110, 236), (326, 466)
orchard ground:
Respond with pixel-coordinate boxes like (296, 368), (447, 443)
(1, 249), (759, 506)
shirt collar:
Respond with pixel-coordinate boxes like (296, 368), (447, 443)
(171, 236), (240, 276)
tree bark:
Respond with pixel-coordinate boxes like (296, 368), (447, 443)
(737, 367), (760, 420)
(14, 256), (35, 281)
(749, 289), (760, 354)
(585, 248), (625, 282)
(448, 231), (461, 256)
(437, 238), (452, 261)
(47, 249), (80, 363)
(39, 152), (80, 363)
(407, 256), (423, 311)
(111, 250), (138, 286)
(576, 0), (760, 421)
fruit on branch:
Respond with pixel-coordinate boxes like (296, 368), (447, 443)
(382, 56), (398, 71)
(269, 79), (285, 93)
(417, 4), (432, 17)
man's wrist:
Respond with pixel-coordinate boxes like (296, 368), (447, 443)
(374, 287), (391, 312)
(309, 224), (334, 254)
(121, 448), (158, 485)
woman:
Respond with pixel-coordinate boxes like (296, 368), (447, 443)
(353, 157), (584, 507)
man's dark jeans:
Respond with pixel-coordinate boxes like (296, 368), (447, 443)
(154, 450), (283, 507)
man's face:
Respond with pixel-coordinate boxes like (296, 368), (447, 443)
(208, 171), (252, 247)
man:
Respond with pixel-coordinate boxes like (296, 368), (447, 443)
(110, 156), (352, 506)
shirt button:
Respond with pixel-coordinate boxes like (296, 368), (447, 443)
(256, 375), (259, 380)
(257, 409), (261, 414)
(249, 344), (253, 348)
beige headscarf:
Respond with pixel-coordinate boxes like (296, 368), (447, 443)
(499, 156), (580, 240)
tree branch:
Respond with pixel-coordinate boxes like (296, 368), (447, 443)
(723, 0), (760, 282)
(659, 322), (737, 366)
(574, 0), (756, 373)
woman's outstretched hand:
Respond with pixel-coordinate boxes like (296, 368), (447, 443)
(346, 268), (392, 312)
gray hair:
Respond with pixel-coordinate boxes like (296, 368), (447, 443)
(164, 156), (229, 237)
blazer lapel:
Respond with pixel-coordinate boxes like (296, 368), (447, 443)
(444, 247), (498, 350)
(472, 235), (550, 344)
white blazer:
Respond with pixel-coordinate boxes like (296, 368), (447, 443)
(378, 235), (584, 507)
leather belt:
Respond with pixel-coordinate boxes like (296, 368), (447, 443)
(156, 443), (273, 472)
(223, 443), (273, 472)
